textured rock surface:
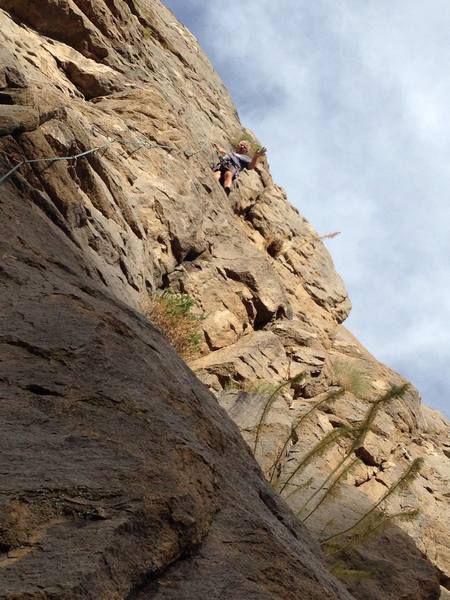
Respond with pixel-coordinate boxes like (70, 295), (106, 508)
(0, 1), (354, 598)
(0, 0), (448, 598)
(0, 213), (353, 599)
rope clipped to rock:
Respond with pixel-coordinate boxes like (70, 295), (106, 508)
(0, 136), (208, 187)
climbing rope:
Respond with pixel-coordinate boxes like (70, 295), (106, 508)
(0, 142), (111, 186)
(0, 135), (209, 187)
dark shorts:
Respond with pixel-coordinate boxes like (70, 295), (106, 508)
(213, 158), (239, 180)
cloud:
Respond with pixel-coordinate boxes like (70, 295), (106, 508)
(164, 1), (450, 417)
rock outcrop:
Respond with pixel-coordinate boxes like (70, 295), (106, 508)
(0, 1), (448, 598)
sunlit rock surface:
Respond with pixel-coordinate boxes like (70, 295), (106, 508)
(0, 1), (448, 598)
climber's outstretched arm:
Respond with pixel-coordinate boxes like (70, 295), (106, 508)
(249, 146), (267, 169)
(214, 143), (227, 155)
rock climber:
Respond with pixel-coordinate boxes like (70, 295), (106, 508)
(213, 140), (266, 195)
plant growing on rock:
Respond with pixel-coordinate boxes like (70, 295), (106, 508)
(268, 387), (345, 484)
(277, 428), (352, 496)
(253, 372), (306, 457)
(143, 26), (153, 39)
(144, 289), (203, 359)
(276, 365), (423, 564)
(325, 507), (421, 561)
(332, 359), (369, 397)
(329, 560), (373, 583)
(246, 356), (422, 570)
(297, 384), (410, 522)
(225, 379), (280, 396)
(321, 458), (423, 549)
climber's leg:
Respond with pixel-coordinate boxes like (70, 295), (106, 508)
(223, 170), (233, 195)
(213, 170), (222, 182)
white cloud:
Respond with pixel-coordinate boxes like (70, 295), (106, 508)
(164, 1), (450, 417)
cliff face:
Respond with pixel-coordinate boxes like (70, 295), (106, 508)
(0, 1), (448, 599)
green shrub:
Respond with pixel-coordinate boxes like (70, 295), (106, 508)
(144, 289), (202, 359)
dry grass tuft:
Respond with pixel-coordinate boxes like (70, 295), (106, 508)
(144, 290), (202, 360)
(332, 360), (369, 397)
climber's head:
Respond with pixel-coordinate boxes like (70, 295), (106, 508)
(236, 140), (250, 154)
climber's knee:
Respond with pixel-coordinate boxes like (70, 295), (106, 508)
(223, 170), (233, 187)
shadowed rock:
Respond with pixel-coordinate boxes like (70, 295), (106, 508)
(0, 0), (448, 598)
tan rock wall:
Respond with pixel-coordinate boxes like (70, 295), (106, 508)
(0, 0), (448, 598)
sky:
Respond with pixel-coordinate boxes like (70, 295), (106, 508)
(163, 1), (450, 418)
